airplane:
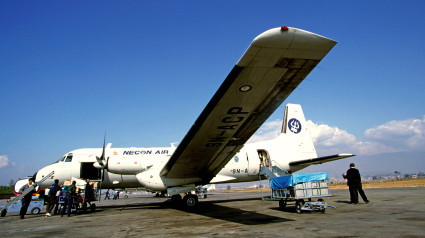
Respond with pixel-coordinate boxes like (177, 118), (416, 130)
(31, 26), (354, 208)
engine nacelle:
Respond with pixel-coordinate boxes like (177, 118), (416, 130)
(136, 170), (167, 191)
(107, 157), (149, 175)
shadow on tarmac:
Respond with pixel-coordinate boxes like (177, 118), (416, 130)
(93, 196), (295, 225)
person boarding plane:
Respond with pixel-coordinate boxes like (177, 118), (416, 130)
(31, 26), (354, 208)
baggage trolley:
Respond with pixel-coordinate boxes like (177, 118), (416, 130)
(270, 172), (335, 213)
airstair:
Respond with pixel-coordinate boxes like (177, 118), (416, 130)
(258, 160), (288, 198)
(1, 171), (54, 217)
(259, 160), (288, 179)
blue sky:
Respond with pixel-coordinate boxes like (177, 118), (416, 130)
(1, 1), (425, 185)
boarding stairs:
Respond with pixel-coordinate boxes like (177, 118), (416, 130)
(260, 160), (288, 179)
(1, 171), (54, 216)
(258, 161), (289, 198)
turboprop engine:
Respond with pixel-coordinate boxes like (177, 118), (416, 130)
(94, 157), (150, 175)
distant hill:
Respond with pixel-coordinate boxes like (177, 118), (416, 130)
(300, 151), (425, 178)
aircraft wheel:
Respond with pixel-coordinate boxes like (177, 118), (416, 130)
(1, 209), (7, 217)
(183, 194), (198, 209)
(31, 207), (41, 215)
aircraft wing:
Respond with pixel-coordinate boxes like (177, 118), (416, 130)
(160, 27), (337, 184)
(289, 154), (356, 166)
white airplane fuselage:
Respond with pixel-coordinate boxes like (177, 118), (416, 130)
(35, 132), (315, 191)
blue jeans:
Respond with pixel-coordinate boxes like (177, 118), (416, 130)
(61, 194), (73, 216)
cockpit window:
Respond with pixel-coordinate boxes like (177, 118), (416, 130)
(55, 156), (66, 163)
(65, 155), (73, 162)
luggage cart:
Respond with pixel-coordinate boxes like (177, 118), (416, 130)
(58, 194), (95, 214)
(269, 172), (335, 213)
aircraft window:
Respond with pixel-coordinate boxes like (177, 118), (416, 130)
(65, 155), (73, 162)
(58, 156), (66, 163)
(234, 156), (239, 162)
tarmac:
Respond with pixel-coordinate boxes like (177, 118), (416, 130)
(1, 187), (424, 238)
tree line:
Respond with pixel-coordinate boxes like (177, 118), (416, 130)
(0, 185), (14, 194)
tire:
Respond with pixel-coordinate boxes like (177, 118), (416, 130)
(82, 202), (88, 212)
(31, 207), (41, 215)
(279, 200), (287, 210)
(183, 194), (198, 209)
(295, 200), (304, 214)
(90, 203), (96, 212)
(1, 209), (6, 217)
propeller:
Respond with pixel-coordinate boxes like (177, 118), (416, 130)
(95, 135), (111, 202)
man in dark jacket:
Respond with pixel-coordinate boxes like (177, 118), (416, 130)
(19, 178), (35, 219)
(61, 181), (77, 217)
(343, 163), (369, 204)
(46, 179), (61, 217)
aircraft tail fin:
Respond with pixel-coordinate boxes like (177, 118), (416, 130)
(281, 103), (317, 156)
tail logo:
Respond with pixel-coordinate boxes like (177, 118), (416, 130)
(288, 118), (301, 134)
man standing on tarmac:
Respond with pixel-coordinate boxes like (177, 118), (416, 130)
(19, 178), (35, 219)
(61, 181), (76, 217)
(45, 179), (61, 217)
(343, 163), (370, 204)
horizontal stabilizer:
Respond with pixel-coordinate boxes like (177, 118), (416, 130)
(289, 154), (355, 166)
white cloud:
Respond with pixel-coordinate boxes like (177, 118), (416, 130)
(364, 116), (425, 151)
(248, 119), (282, 143)
(248, 116), (425, 156)
(0, 155), (9, 168)
(307, 120), (356, 147)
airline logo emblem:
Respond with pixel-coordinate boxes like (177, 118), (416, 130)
(288, 118), (301, 134)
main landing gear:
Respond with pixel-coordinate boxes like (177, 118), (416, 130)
(171, 194), (199, 209)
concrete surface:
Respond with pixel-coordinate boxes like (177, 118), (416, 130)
(1, 187), (424, 237)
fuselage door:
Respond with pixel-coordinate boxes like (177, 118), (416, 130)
(257, 149), (271, 168)
(80, 162), (101, 180)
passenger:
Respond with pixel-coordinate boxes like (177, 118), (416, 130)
(83, 180), (94, 210)
(45, 179), (61, 217)
(84, 180), (94, 202)
(104, 189), (110, 200)
(342, 163), (370, 204)
(61, 181), (76, 217)
(19, 178), (36, 219)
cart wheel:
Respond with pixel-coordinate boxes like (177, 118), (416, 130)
(31, 207), (41, 215)
(1, 209), (7, 217)
(295, 200), (304, 214)
(279, 200), (287, 210)
(82, 202), (88, 212)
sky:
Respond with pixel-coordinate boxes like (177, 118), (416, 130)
(1, 1), (425, 185)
